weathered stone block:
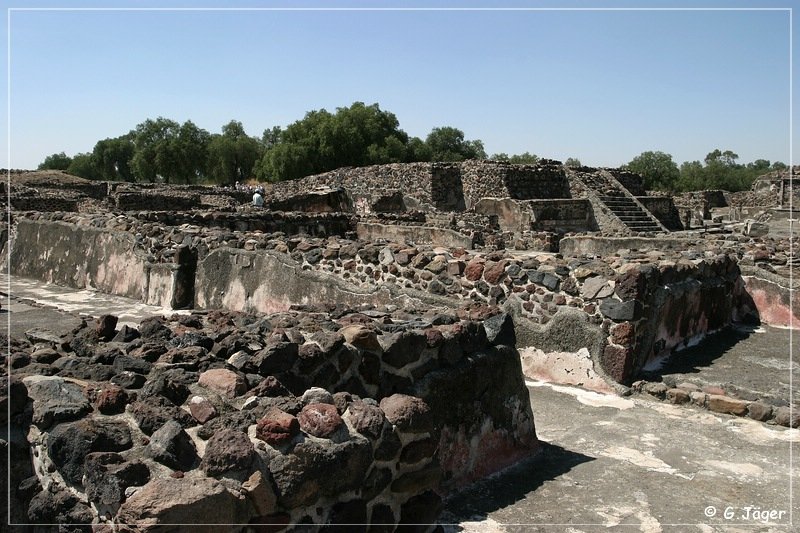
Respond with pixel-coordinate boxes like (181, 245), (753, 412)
(707, 395), (749, 416)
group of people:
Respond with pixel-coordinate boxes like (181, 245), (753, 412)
(234, 181), (266, 207)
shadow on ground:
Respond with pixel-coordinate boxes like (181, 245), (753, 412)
(639, 325), (752, 380)
(442, 441), (594, 528)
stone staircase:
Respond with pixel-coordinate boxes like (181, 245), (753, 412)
(571, 168), (667, 234)
(597, 194), (663, 233)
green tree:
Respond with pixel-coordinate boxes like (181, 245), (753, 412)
(508, 152), (539, 164)
(38, 152), (72, 171)
(424, 127), (486, 161)
(564, 157), (582, 168)
(173, 120), (211, 184)
(258, 102), (412, 181)
(261, 126), (282, 150)
(131, 117), (180, 183)
(406, 137), (432, 162)
(624, 151), (680, 191)
(130, 117), (210, 184)
(677, 160), (704, 191)
(66, 152), (101, 180)
(207, 121), (263, 185)
(93, 135), (135, 181)
(675, 149), (773, 192)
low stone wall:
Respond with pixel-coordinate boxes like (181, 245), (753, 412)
(739, 267), (799, 328)
(620, 256), (742, 381)
(112, 192), (203, 211)
(8, 307), (537, 529)
(267, 163), (437, 211)
(473, 198), (595, 236)
(136, 211), (354, 238)
(10, 195), (80, 212)
(632, 380), (798, 428)
(10, 215), (787, 389)
(637, 196), (683, 231)
(525, 199), (595, 233)
(355, 222), (477, 249)
(268, 188), (352, 213)
(8, 219), (150, 301)
(559, 235), (696, 256)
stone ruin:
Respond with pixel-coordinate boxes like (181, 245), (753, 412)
(1, 161), (797, 530)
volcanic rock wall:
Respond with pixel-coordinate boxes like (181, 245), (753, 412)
(6, 214), (766, 389)
(268, 160), (574, 214)
(7, 306), (537, 529)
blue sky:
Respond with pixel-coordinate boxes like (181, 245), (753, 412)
(2, 1), (795, 170)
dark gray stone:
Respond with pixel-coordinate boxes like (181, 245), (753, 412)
(146, 420), (198, 471)
(22, 375), (91, 429)
(48, 418), (133, 484)
(599, 299), (642, 321)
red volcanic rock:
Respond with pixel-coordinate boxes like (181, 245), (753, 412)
(198, 368), (247, 398)
(95, 385), (129, 415)
(610, 321), (635, 346)
(482, 260), (508, 285)
(298, 403), (344, 438)
(345, 401), (386, 439)
(379, 394), (433, 433)
(256, 408), (300, 446)
(188, 395), (217, 423)
(601, 345), (633, 383)
(200, 428), (256, 476)
(463, 259), (485, 282)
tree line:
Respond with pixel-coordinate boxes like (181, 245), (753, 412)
(624, 150), (787, 193)
(38, 102), (490, 185)
(38, 101), (784, 192)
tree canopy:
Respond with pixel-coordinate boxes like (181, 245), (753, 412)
(623, 151), (680, 191)
(424, 127), (486, 162)
(38, 152), (72, 171)
(206, 121), (264, 185)
(36, 102), (787, 192)
(491, 152), (539, 164)
(255, 102), (413, 182)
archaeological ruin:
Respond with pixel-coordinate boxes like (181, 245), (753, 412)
(1, 160), (797, 530)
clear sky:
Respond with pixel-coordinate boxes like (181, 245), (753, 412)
(2, 1), (796, 170)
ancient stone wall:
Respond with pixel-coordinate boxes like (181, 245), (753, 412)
(602, 255), (742, 383)
(10, 195), (80, 212)
(266, 163), (436, 212)
(112, 192), (203, 211)
(525, 199), (596, 233)
(459, 161), (571, 209)
(8, 219), (150, 301)
(9, 214), (792, 390)
(356, 222), (477, 249)
(607, 169), (646, 196)
(267, 188), (352, 213)
(473, 198), (595, 235)
(636, 196), (683, 231)
(8, 306), (537, 529)
(135, 211), (354, 238)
